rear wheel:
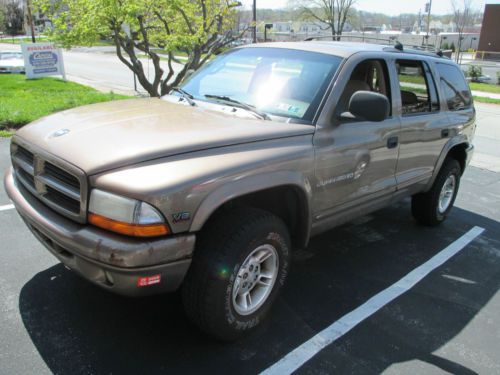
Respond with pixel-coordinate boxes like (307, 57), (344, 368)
(412, 158), (461, 226)
(182, 207), (291, 341)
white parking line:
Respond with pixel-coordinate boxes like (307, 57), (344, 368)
(260, 226), (485, 375)
(0, 204), (15, 212)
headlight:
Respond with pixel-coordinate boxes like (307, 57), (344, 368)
(88, 189), (170, 237)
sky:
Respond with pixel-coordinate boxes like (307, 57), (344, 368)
(241, 0), (500, 16)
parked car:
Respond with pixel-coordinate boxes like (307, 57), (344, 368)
(0, 52), (25, 73)
(466, 74), (492, 83)
(5, 42), (475, 340)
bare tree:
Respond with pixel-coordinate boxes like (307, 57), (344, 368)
(290, 0), (356, 40)
(451, 0), (475, 63)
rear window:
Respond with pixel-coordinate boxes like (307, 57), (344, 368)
(436, 63), (472, 111)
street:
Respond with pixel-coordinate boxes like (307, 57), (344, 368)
(1, 103), (499, 374)
(0, 43), (181, 95)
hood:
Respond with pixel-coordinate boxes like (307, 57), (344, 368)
(16, 98), (314, 175)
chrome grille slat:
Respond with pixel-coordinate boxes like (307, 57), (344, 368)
(12, 156), (35, 176)
(11, 142), (88, 223)
(44, 162), (80, 190)
(37, 174), (80, 201)
(16, 146), (34, 165)
(16, 168), (37, 193)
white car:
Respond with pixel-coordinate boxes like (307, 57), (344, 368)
(0, 52), (25, 74)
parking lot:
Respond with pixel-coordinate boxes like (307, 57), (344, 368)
(1, 132), (499, 374)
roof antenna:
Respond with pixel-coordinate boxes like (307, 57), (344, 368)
(394, 41), (403, 51)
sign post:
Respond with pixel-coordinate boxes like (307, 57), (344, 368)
(21, 43), (66, 80)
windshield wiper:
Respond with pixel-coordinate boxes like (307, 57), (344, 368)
(204, 94), (270, 120)
(171, 87), (197, 107)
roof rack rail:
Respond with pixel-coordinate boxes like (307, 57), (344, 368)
(304, 35), (396, 46)
(304, 35), (449, 59)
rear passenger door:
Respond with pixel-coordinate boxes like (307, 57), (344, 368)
(392, 58), (450, 194)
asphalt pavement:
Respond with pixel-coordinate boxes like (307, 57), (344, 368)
(1, 107), (500, 373)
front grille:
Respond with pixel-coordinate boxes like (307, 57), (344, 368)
(11, 142), (88, 223)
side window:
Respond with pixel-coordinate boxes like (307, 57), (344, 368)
(396, 60), (439, 115)
(338, 59), (392, 116)
(436, 63), (472, 111)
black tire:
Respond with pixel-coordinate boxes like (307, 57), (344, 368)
(412, 158), (461, 226)
(182, 206), (291, 341)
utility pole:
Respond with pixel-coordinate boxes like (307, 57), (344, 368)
(26, 0), (36, 43)
(252, 0), (257, 43)
(426, 0), (432, 41)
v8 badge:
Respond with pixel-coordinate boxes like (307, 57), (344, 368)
(172, 212), (190, 223)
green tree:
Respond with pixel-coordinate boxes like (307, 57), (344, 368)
(4, 1), (24, 35)
(0, 7), (5, 33)
(36, 0), (243, 97)
(466, 65), (482, 82)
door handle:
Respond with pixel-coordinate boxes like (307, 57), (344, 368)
(387, 136), (399, 149)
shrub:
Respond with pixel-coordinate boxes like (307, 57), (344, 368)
(467, 65), (483, 82)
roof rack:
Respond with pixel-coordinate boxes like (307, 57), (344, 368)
(304, 34), (448, 59)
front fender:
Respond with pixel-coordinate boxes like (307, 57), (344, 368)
(190, 171), (313, 236)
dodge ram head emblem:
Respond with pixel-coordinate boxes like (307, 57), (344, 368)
(51, 129), (70, 138)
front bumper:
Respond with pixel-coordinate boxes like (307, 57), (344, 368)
(4, 167), (195, 297)
(465, 143), (474, 168)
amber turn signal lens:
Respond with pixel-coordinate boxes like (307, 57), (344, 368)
(88, 213), (170, 237)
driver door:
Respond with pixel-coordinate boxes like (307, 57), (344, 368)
(311, 57), (400, 231)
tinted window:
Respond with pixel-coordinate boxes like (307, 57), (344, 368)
(180, 48), (343, 122)
(396, 60), (439, 115)
(338, 59), (391, 116)
(436, 63), (472, 111)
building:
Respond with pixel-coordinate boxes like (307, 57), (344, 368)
(477, 3), (500, 57)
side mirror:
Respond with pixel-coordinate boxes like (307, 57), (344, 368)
(341, 91), (390, 122)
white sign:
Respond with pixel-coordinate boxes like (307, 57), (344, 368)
(21, 43), (66, 80)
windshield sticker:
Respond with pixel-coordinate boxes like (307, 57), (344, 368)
(276, 103), (299, 113)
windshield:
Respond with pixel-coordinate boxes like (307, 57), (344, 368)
(180, 47), (343, 122)
(0, 52), (22, 60)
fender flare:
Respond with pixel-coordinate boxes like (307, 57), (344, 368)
(425, 135), (469, 191)
(189, 171), (313, 245)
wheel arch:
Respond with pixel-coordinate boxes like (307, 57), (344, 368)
(426, 137), (469, 191)
(190, 172), (313, 249)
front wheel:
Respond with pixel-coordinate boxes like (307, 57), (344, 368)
(412, 158), (461, 226)
(182, 207), (291, 341)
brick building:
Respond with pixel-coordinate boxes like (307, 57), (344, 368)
(477, 4), (500, 57)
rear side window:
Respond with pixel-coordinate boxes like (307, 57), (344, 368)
(396, 60), (439, 115)
(436, 63), (472, 111)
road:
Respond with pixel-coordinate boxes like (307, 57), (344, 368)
(0, 43), (181, 95)
(0, 105), (500, 374)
